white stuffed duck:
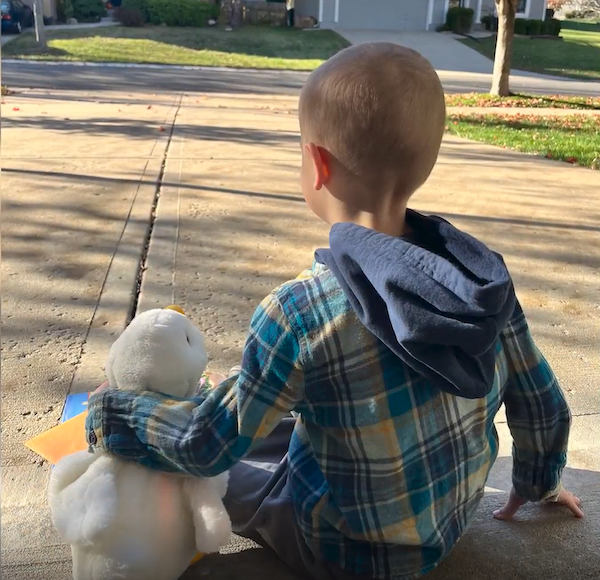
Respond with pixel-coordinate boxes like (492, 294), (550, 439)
(47, 307), (232, 580)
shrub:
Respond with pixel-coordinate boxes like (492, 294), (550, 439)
(122, 0), (150, 20)
(148, 0), (220, 27)
(541, 18), (562, 36)
(72, 0), (107, 22)
(525, 19), (543, 36)
(514, 18), (528, 34)
(116, 6), (145, 26)
(445, 7), (474, 34)
(549, 18), (562, 36)
(57, 0), (74, 21)
(121, 0), (219, 27)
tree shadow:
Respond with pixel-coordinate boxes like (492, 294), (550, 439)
(2, 116), (301, 147)
(2, 61), (309, 96)
(4, 26), (348, 62)
(516, 93), (600, 110)
(461, 30), (600, 82)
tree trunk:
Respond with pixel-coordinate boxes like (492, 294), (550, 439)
(490, 0), (516, 96)
(33, 0), (47, 49)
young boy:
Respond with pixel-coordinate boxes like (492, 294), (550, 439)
(85, 43), (582, 580)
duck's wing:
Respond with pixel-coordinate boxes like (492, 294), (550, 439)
(48, 453), (119, 546)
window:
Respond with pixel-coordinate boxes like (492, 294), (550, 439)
(516, 0), (528, 15)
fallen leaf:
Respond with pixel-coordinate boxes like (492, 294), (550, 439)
(13, 107), (19, 111)
(159, 126), (165, 132)
(147, 105), (152, 109)
(566, 157), (577, 164)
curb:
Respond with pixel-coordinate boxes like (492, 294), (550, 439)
(1, 59), (311, 75)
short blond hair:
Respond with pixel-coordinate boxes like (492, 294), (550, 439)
(299, 42), (446, 197)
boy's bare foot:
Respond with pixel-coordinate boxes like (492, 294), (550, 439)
(493, 487), (584, 520)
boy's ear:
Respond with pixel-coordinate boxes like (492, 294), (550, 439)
(305, 143), (331, 191)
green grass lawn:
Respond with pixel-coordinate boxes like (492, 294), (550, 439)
(1, 25), (350, 70)
(461, 20), (600, 80)
(446, 113), (600, 169)
(445, 92), (600, 110)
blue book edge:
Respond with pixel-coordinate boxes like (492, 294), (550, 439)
(60, 392), (89, 423)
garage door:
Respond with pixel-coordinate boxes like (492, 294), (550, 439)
(338, 0), (429, 31)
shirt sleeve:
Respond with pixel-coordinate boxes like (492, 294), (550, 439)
(85, 292), (305, 477)
(500, 301), (571, 502)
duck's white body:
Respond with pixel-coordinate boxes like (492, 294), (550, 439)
(48, 308), (232, 580)
(49, 452), (230, 580)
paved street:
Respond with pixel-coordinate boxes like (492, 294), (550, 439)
(2, 71), (599, 579)
(3, 58), (600, 97)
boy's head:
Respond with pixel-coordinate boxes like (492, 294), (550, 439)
(299, 42), (445, 230)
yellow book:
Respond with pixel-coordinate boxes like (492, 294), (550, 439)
(25, 411), (89, 465)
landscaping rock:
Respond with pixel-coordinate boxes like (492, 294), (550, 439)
(295, 16), (317, 29)
(67, 18), (78, 25)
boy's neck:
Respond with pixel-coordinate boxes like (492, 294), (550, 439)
(325, 179), (412, 237)
(348, 210), (409, 237)
(328, 201), (410, 238)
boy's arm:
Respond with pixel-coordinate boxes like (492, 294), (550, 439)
(500, 301), (571, 502)
(85, 293), (305, 477)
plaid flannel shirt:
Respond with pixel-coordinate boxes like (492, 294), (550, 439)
(86, 262), (570, 580)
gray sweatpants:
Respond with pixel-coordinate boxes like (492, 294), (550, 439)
(223, 416), (372, 580)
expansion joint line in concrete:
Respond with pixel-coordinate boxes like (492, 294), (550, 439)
(131, 93), (184, 320)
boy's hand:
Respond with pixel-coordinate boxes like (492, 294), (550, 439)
(493, 487), (584, 520)
(206, 373), (227, 387)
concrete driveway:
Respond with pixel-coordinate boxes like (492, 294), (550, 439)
(338, 29), (600, 96)
(1, 31), (21, 46)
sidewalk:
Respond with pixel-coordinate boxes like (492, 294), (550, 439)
(1, 87), (599, 579)
(447, 106), (600, 116)
(1, 89), (180, 578)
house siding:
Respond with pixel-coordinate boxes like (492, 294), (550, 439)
(479, 0), (548, 20)
(430, 0), (448, 29)
(319, 0), (337, 27)
(297, 0), (320, 19)
(23, 0), (56, 18)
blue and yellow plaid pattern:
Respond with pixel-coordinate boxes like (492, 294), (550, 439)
(87, 262), (570, 579)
